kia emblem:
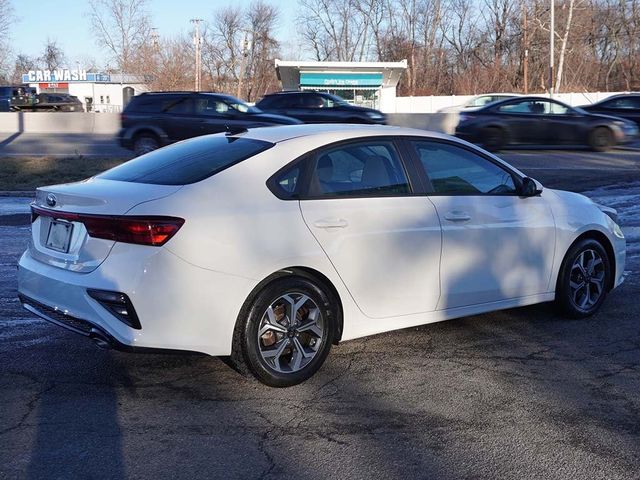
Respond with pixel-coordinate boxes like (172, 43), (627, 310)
(46, 193), (57, 207)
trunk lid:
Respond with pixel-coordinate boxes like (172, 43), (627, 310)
(30, 178), (182, 272)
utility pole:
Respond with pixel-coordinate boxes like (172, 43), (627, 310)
(191, 19), (203, 92)
(151, 28), (160, 50)
(549, 0), (555, 97)
(522, 2), (529, 94)
(236, 30), (250, 99)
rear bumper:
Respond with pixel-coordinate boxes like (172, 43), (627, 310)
(17, 244), (255, 356)
(19, 294), (202, 354)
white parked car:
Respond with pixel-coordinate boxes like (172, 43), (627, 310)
(18, 125), (626, 387)
(438, 93), (522, 113)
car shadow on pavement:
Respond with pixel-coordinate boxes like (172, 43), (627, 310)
(24, 347), (129, 479)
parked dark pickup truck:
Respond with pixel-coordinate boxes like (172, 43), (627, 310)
(0, 86), (84, 112)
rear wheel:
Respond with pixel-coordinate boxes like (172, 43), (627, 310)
(133, 134), (160, 156)
(589, 127), (614, 152)
(482, 127), (505, 151)
(233, 276), (336, 387)
(556, 238), (611, 318)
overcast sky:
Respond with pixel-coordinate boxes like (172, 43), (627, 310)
(12, 0), (299, 69)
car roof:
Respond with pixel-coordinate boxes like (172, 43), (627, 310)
(479, 95), (570, 110)
(596, 93), (640, 101)
(473, 93), (522, 97)
(232, 123), (453, 144)
(262, 91), (328, 96)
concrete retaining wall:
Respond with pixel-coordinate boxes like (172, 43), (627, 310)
(0, 112), (121, 134)
(386, 113), (459, 134)
(0, 111), (458, 136)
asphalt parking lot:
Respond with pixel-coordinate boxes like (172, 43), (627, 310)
(1, 147), (640, 479)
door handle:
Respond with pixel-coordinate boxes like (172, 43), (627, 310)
(444, 211), (471, 222)
(313, 218), (348, 229)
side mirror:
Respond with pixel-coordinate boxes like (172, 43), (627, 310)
(521, 177), (543, 197)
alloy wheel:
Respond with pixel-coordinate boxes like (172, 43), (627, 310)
(569, 249), (606, 310)
(257, 293), (325, 373)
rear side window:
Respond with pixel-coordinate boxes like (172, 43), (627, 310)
(126, 97), (163, 113)
(603, 97), (640, 109)
(256, 96), (276, 109)
(308, 141), (410, 197)
(126, 95), (191, 113)
(98, 136), (274, 185)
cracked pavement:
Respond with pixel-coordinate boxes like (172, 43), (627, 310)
(1, 150), (640, 479)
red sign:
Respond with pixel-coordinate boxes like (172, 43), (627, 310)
(39, 83), (69, 89)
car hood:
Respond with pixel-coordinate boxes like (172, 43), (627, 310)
(338, 105), (384, 115)
(585, 112), (632, 124)
(247, 112), (302, 125)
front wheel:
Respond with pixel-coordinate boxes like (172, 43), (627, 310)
(133, 134), (160, 156)
(556, 239), (611, 318)
(235, 276), (336, 387)
(482, 127), (505, 151)
(589, 127), (614, 152)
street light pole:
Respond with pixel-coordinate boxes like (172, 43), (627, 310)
(549, 0), (555, 97)
(191, 19), (203, 92)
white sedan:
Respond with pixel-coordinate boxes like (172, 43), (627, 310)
(17, 125), (626, 387)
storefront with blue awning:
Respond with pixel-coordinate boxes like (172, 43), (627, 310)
(275, 60), (407, 112)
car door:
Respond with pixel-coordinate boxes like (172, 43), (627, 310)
(294, 94), (333, 123)
(494, 99), (549, 144)
(405, 138), (556, 310)
(297, 138), (442, 319)
(540, 100), (583, 144)
(160, 97), (203, 141)
(194, 96), (241, 134)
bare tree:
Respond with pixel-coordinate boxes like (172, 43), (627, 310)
(297, 0), (372, 61)
(554, 0), (586, 92)
(0, 0), (15, 80)
(40, 38), (66, 71)
(243, 1), (281, 101)
(87, 0), (152, 73)
(202, 1), (281, 100)
(10, 53), (37, 83)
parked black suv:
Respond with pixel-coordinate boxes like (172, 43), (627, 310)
(118, 92), (301, 155)
(255, 91), (386, 125)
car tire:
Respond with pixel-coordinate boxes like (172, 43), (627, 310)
(589, 127), (613, 152)
(556, 238), (611, 318)
(482, 127), (505, 151)
(133, 134), (160, 156)
(232, 276), (336, 387)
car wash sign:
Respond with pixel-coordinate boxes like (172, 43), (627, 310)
(23, 69), (88, 82)
(299, 72), (384, 87)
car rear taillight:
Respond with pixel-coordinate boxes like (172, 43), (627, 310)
(31, 206), (184, 246)
(120, 113), (128, 124)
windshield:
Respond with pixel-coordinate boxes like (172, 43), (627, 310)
(221, 95), (261, 114)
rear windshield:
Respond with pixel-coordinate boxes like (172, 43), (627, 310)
(98, 135), (274, 185)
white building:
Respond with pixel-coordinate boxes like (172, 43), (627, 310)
(22, 69), (150, 113)
(274, 60), (407, 112)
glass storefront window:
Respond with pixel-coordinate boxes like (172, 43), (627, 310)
(302, 87), (379, 109)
